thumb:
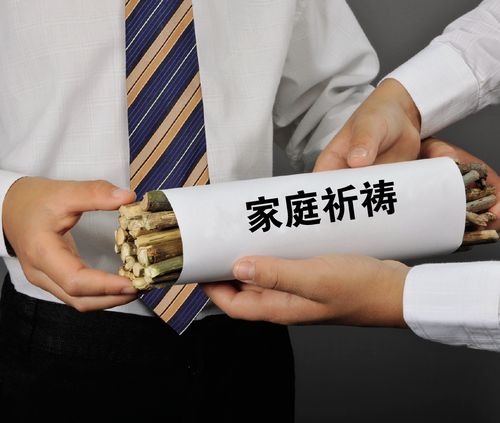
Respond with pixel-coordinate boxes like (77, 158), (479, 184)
(346, 117), (386, 168)
(233, 256), (324, 299)
(61, 180), (136, 213)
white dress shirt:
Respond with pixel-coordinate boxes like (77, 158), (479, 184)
(386, 0), (500, 352)
(0, 0), (378, 316)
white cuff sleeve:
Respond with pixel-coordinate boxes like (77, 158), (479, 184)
(0, 170), (27, 257)
(403, 262), (500, 352)
(383, 43), (479, 138)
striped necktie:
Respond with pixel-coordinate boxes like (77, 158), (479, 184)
(125, 0), (209, 334)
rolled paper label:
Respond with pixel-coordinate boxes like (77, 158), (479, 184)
(163, 157), (466, 284)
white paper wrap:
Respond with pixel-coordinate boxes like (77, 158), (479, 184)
(163, 158), (466, 283)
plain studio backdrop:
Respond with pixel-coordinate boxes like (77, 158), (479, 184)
(0, 1), (498, 422)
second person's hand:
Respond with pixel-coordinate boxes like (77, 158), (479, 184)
(204, 254), (409, 327)
(314, 78), (422, 172)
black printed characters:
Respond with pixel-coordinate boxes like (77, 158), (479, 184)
(360, 180), (397, 217)
(246, 180), (397, 233)
(285, 190), (321, 227)
(246, 196), (282, 233)
(322, 185), (358, 222)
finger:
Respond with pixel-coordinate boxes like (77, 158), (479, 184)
(32, 233), (137, 296)
(25, 266), (137, 312)
(346, 117), (388, 168)
(57, 179), (136, 213)
(233, 256), (332, 300)
(203, 282), (326, 324)
(313, 130), (350, 172)
(419, 138), (459, 161)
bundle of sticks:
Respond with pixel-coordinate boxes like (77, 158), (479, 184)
(460, 162), (499, 247)
(115, 162), (499, 290)
(115, 191), (183, 290)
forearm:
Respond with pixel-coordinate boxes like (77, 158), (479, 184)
(404, 261), (500, 352)
(384, 0), (500, 137)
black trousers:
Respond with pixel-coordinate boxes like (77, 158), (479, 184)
(0, 274), (294, 421)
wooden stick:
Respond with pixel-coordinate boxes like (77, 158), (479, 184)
(144, 256), (183, 283)
(127, 219), (144, 232)
(132, 278), (149, 290)
(458, 163), (488, 178)
(463, 170), (481, 186)
(462, 230), (499, 246)
(150, 272), (182, 283)
(132, 277), (176, 290)
(141, 190), (172, 212)
(119, 202), (144, 219)
(119, 216), (130, 230)
(120, 242), (137, 262)
(115, 228), (132, 246)
(466, 194), (496, 213)
(143, 211), (178, 231)
(124, 255), (136, 271)
(118, 267), (135, 280)
(132, 262), (144, 277)
(135, 228), (181, 248)
(137, 239), (183, 266)
(466, 212), (496, 227)
(129, 227), (157, 238)
(466, 186), (496, 202)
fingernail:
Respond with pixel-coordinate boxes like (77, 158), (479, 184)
(112, 187), (134, 198)
(234, 261), (255, 282)
(121, 286), (138, 295)
(349, 147), (369, 159)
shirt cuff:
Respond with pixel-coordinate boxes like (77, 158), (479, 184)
(383, 42), (479, 138)
(403, 262), (500, 352)
(0, 170), (27, 257)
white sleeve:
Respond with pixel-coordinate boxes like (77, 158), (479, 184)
(403, 262), (500, 352)
(383, 0), (500, 138)
(0, 170), (27, 257)
(274, 0), (379, 171)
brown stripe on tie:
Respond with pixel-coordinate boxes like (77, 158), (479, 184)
(195, 166), (209, 186)
(160, 284), (198, 321)
(127, 3), (193, 105)
(130, 84), (202, 190)
(153, 285), (185, 316)
(183, 153), (208, 186)
(125, 0), (140, 19)
(130, 74), (200, 178)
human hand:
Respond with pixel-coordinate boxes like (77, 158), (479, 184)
(419, 138), (500, 231)
(314, 78), (421, 171)
(203, 255), (409, 327)
(2, 177), (138, 311)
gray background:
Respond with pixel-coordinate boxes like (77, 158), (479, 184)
(1, 1), (499, 422)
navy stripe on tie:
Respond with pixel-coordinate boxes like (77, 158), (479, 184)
(168, 287), (209, 334)
(128, 24), (198, 159)
(126, 0), (183, 76)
